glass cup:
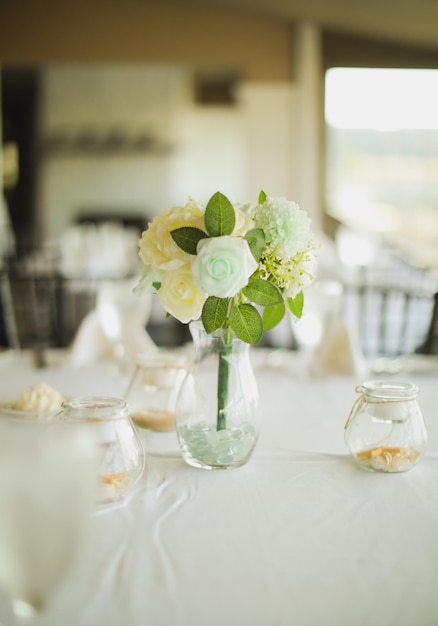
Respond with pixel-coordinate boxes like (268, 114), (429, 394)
(344, 380), (427, 473)
(0, 415), (98, 620)
(60, 397), (145, 505)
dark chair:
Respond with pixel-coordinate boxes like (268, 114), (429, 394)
(416, 291), (438, 355)
(343, 264), (438, 358)
(0, 259), (98, 350)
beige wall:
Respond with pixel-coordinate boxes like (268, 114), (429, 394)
(0, 1), (295, 81)
(1, 6), (328, 238)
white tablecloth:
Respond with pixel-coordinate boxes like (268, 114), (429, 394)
(0, 349), (437, 626)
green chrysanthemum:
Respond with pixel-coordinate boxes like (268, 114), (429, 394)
(253, 196), (311, 257)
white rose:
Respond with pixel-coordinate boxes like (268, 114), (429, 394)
(192, 236), (258, 298)
(158, 265), (207, 324)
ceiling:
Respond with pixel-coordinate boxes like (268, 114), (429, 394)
(160, 0), (438, 54)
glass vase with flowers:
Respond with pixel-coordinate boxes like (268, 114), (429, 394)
(135, 191), (317, 469)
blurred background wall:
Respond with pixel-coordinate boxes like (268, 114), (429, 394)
(1, 0), (438, 250)
(1, 0), (438, 353)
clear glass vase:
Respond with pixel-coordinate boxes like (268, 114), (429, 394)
(175, 320), (260, 470)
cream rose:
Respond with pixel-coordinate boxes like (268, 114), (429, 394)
(233, 208), (255, 237)
(158, 265), (207, 324)
(138, 200), (205, 271)
(192, 236), (258, 298)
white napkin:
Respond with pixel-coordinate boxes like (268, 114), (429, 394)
(69, 309), (158, 367)
(68, 310), (107, 366)
(69, 279), (157, 367)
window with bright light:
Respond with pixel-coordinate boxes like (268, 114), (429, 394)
(325, 68), (438, 239)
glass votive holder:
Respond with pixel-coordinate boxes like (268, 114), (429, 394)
(60, 397), (145, 504)
(125, 352), (188, 432)
(344, 380), (427, 473)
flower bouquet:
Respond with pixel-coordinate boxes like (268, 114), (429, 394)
(136, 191), (317, 467)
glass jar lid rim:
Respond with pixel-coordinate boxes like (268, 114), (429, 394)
(62, 396), (128, 420)
(361, 380), (418, 399)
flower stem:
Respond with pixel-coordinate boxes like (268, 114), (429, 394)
(217, 333), (232, 431)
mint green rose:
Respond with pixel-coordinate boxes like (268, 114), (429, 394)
(192, 236), (258, 298)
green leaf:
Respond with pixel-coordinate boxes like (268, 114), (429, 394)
(258, 190), (267, 204)
(263, 302), (285, 331)
(229, 303), (263, 344)
(152, 281), (162, 291)
(242, 278), (283, 306)
(204, 192), (236, 237)
(287, 291), (304, 318)
(171, 227), (208, 255)
(202, 296), (229, 333)
(244, 228), (265, 261)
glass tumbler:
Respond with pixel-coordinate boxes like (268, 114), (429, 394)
(0, 415), (98, 619)
(344, 380), (427, 473)
(61, 397), (145, 504)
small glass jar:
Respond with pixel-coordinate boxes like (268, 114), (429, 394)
(61, 397), (144, 504)
(125, 352), (188, 432)
(344, 380), (427, 473)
